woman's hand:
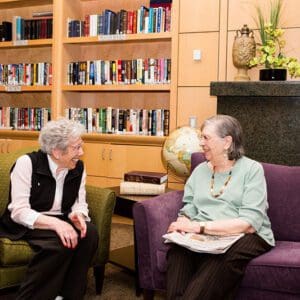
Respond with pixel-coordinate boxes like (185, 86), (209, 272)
(167, 218), (199, 234)
(34, 214), (79, 249)
(54, 218), (79, 249)
(69, 212), (87, 238)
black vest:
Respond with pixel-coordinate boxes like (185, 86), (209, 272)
(0, 150), (84, 240)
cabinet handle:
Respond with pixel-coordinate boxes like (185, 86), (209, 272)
(109, 149), (112, 160)
(102, 149), (105, 160)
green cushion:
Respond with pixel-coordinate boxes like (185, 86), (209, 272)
(0, 238), (34, 266)
(0, 265), (28, 289)
(0, 147), (38, 216)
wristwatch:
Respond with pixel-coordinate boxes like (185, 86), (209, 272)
(199, 221), (206, 234)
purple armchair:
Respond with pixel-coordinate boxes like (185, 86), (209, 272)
(133, 152), (300, 300)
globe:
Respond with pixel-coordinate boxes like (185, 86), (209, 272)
(162, 126), (202, 178)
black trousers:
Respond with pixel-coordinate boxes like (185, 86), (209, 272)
(16, 220), (99, 300)
(166, 233), (272, 300)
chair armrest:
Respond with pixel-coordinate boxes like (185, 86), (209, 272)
(86, 185), (116, 266)
(133, 190), (184, 289)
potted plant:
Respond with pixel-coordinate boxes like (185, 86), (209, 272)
(249, 0), (300, 80)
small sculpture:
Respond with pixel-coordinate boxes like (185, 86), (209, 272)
(232, 24), (256, 81)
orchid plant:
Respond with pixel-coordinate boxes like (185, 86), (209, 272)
(249, 0), (300, 78)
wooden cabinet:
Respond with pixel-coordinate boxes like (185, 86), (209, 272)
(82, 135), (166, 187)
(0, 137), (38, 153)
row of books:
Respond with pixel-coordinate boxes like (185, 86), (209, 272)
(0, 21), (12, 41)
(67, 58), (171, 86)
(120, 170), (168, 195)
(68, 5), (171, 37)
(13, 16), (53, 40)
(65, 107), (170, 136)
(0, 63), (52, 86)
(0, 107), (51, 131)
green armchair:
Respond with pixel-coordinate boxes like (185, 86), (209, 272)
(0, 147), (116, 294)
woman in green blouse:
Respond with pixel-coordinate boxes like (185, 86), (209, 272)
(166, 114), (274, 300)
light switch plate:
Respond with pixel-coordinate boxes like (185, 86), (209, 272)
(193, 49), (201, 61)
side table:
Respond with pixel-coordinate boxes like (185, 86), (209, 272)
(108, 186), (174, 295)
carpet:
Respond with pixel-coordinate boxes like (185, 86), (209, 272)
(85, 222), (165, 299)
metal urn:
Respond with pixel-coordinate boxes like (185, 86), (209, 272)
(232, 24), (256, 81)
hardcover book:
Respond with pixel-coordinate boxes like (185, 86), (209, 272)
(124, 170), (168, 184)
(120, 181), (166, 195)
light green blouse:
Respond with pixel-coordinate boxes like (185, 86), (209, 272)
(179, 156), (275, 246)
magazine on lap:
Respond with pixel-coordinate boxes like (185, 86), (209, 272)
(163, 231), (244, 254)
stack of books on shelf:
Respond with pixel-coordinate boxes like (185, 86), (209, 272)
(67, 58), (171, 86)
(0, 21), (12, 42)
(13, 16), (53, 40)
(0, 107), (51, 131)
(0, 63), (52, 86)
(65, 107), (169, 136)
(67, 4), (171, 37)
(120, 170), (168, 195)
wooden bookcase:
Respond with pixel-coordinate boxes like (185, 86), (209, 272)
(0, 0), (181, 188)
(0, 0), (53, 149)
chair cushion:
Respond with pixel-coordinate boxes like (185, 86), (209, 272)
(241, 241), (300, 294)
(156, 241), (300, 295)
(0, 237), (34, 266)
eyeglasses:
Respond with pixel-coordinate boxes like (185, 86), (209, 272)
(69, 142), (84, 152)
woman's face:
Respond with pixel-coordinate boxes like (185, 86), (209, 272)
(200, 124), (230, 162)
(53, 137), (84, 170)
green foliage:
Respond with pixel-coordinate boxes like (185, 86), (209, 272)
(249, 0), (300, 78)
(256, 0), (282, 46)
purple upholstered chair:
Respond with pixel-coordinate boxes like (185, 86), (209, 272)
(133, 152), (300, 300)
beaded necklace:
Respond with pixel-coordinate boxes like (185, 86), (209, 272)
(210, 166), (233, 198)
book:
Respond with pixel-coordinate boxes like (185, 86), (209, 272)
(163, 232), (244, 254)
(120, 181), (166, 195)
(124, 170), (168, 184)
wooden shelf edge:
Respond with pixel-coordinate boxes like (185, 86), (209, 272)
(0, 130), (39, 139)
(0, 86), (52, 92)
(82, 133), (166, 146)
(63, 32), (172, 45)
(61, 84), (170, 92)
(0, 39), (53, 48)
(0, 131), (166, 146)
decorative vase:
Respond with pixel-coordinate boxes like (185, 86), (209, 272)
(259, 69), (287, 81)
(232, 24), (256, 81)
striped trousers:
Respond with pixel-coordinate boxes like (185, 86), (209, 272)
(166, 233), (272, 300)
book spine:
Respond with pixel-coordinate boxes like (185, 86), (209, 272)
(120, 181), (166, 195)
(124, 174), (163, 184)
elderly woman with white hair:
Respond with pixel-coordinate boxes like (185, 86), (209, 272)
(0, 118), (98, 300)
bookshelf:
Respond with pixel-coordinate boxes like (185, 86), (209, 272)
(0, 0), (180, 188)
(0, 0), (53, 144)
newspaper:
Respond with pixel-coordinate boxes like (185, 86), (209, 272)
(163, 231), (244, 254)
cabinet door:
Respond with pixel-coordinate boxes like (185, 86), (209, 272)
(82, 143), (108, 177)
(86, 175), (121, 188)
(107, 144), (166, 178)
(0, 139), (38, 154)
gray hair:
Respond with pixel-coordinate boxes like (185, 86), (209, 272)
(38, 118), (86, 154)
(201, 114), (245, 160)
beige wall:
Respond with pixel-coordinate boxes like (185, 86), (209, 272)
(176, 0), (300, 128)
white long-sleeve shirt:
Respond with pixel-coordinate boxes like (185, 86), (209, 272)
(8, 154), (90, 229)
